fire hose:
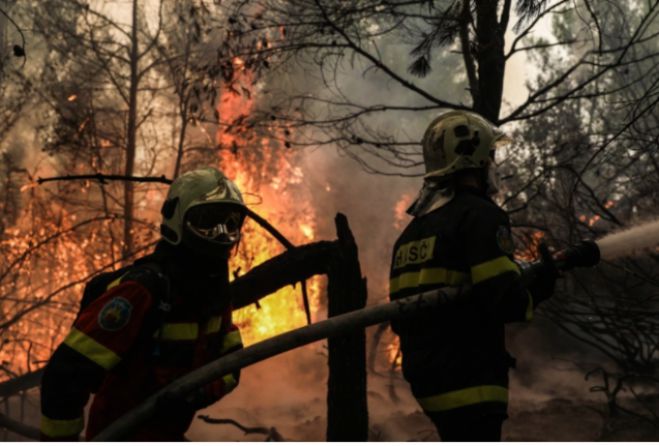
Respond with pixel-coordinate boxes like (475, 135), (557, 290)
(93, 240), (602, 441)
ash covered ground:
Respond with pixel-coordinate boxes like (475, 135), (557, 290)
(186, 320), (659, 442)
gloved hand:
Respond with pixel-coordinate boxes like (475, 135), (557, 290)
(526, 242), (559, 304)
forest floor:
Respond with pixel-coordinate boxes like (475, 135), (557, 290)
(185, 343), (659, 442)
(4, 323), (659, 441)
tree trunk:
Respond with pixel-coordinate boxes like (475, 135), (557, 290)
(474, 0), (507, 122)
(123, 0), (139, 258)
(326, 213), (368, 441)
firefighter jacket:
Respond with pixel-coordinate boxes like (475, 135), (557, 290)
(389, 186), (543, 417)
(39, 244), (244, 441)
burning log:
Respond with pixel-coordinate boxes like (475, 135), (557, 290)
(92, 287), (464, 441)
(230, 241), (336, 309)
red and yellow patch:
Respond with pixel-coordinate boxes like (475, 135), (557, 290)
(97, 297), (133, 331)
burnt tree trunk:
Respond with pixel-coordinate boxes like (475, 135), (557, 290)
(326, 213), (368, 441)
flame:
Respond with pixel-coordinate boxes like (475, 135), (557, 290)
(386, 336), (402, 369)
(515, 230), (545, 262)
(0, 54), (321, 376)
(579, 199), (617, 228)
(0, 186), (139, 375)
(216, 59), (321, 346)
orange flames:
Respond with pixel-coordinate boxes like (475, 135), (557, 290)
(0, 57), (322, 375)
(216, 57), (322, 346)
(579, 199), (617, 228)
(0, 183), (140, 375)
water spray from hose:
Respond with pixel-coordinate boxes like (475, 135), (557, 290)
(523, 219), (659, 280)
(595, 219), (659, 261)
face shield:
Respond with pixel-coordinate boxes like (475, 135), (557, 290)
(184, 203), (245, 247)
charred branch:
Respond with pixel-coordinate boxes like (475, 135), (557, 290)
(0, 368), (43, 399)
(230, 241), (336, 309)
(36, 173), (173, 186)
(198, 415), (285, 441)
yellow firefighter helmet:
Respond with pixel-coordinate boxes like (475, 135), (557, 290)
(421, 110), (510, 180)
(160, 167), (246, 250)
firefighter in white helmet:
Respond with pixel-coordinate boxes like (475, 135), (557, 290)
(389, 111), (557, 441)
(41, 167), (246, 441)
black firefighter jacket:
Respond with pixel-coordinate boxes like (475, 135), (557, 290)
(389, 186), (542, 416)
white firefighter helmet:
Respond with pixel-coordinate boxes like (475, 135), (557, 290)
(160, 167), (246, 250)
(421, 110), (510, 180)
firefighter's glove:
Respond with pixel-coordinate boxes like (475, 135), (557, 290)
(526, 242), (559, 305)
(154, 390), (196, 422)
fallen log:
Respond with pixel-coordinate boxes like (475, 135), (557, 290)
(93, 286), (468, 441)
(0, 368), (44, 398)
(230, 241), (336, 309)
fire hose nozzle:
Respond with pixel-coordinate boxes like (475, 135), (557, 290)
(520, 240), (601, 286)
(554, 240), (601, 271)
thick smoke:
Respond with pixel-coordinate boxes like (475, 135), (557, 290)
(596, 219), (659, 261)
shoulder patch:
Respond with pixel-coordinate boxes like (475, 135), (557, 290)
(496, 225), (515, 255)
(98, 297), (133, 331)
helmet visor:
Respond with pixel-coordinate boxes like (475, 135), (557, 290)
(184, 204), (244, 245)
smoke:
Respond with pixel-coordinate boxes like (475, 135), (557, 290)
(596, 219), (659, 261)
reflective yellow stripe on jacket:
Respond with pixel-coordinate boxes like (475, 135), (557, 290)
(222, 373), (238, 393)
(154, 316), (223, 341)
(390, 267), (468, 294)
(220, 330), (243, 354)
(40, 414), (84, 438)
(525, 291), (534, 321)
(63, 328), (121, 370)
(417, 385), (508, 412)
(470, 256), (520, 284)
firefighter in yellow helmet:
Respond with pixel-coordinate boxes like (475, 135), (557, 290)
(389, 111), (557, 441)
(40, 167), (246, 441)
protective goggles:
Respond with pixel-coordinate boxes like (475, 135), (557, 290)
(184, 204), (245, 245)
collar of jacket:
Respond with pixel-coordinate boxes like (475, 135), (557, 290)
(407, 181), (456, 217)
